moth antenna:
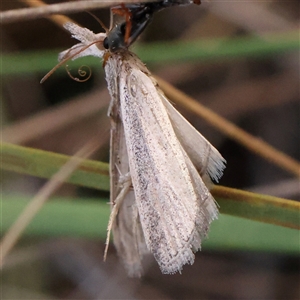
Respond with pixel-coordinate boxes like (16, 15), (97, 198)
(65, 65), (92, 82)
(86, 11), (109, 33)
(40, 40), (102, 83)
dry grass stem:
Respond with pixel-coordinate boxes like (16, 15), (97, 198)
(0, 135), (107, 268)
(1, 89), (109, 145)
(1, 0), (156, 24)
(206, 70), (299, 119)
(19, 0), (76, 28)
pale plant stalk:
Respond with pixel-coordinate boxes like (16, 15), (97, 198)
(0, 0), (157, 24)
(19, 0), (76, 28)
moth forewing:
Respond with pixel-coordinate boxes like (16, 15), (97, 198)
(111, 51), (224, 274)
(161, 94), (226, 183)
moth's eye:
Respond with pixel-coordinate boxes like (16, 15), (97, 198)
(103, 38), (109, 49)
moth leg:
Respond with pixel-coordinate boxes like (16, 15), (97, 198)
(107, 89), (120, 118)
(115, 165), (131, 185)
(103, 174), (132, 261)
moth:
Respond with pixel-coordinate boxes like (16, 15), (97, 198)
(51, 19), (226, 276)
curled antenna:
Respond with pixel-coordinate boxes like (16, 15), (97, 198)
(65, 65), (92, 82)
(40, 39), (104, 84)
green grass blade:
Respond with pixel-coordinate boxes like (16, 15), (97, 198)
(1, 30), (299, 76)
(214, 186), (300, 230)
(1, 196), (109, 239)
(135, 30), (300, 64)
(0, 142), (110, 191)
(207, 214), (299, 253)
(1, 195), (299, 253)
(1, 143), (299, 229)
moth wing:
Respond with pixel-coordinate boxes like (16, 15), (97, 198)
(58, 43), (104, 62)
(111, 190), (148, 277)
(118, 54), (218, 274)
(58, 22), (105, 61)
(64, 22), (101, 45)
(161, 94), (226, 183)
(107, 60), (148, 277)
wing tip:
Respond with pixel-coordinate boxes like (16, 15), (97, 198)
(207, 152), (226, 183)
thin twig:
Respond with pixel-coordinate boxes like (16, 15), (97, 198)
(19, 0), (76, 28)
(0, 0), (156, 24)
(0, 134), (107, 268)
(156, 77), (300, 178)
(1, 89), (108, 145)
